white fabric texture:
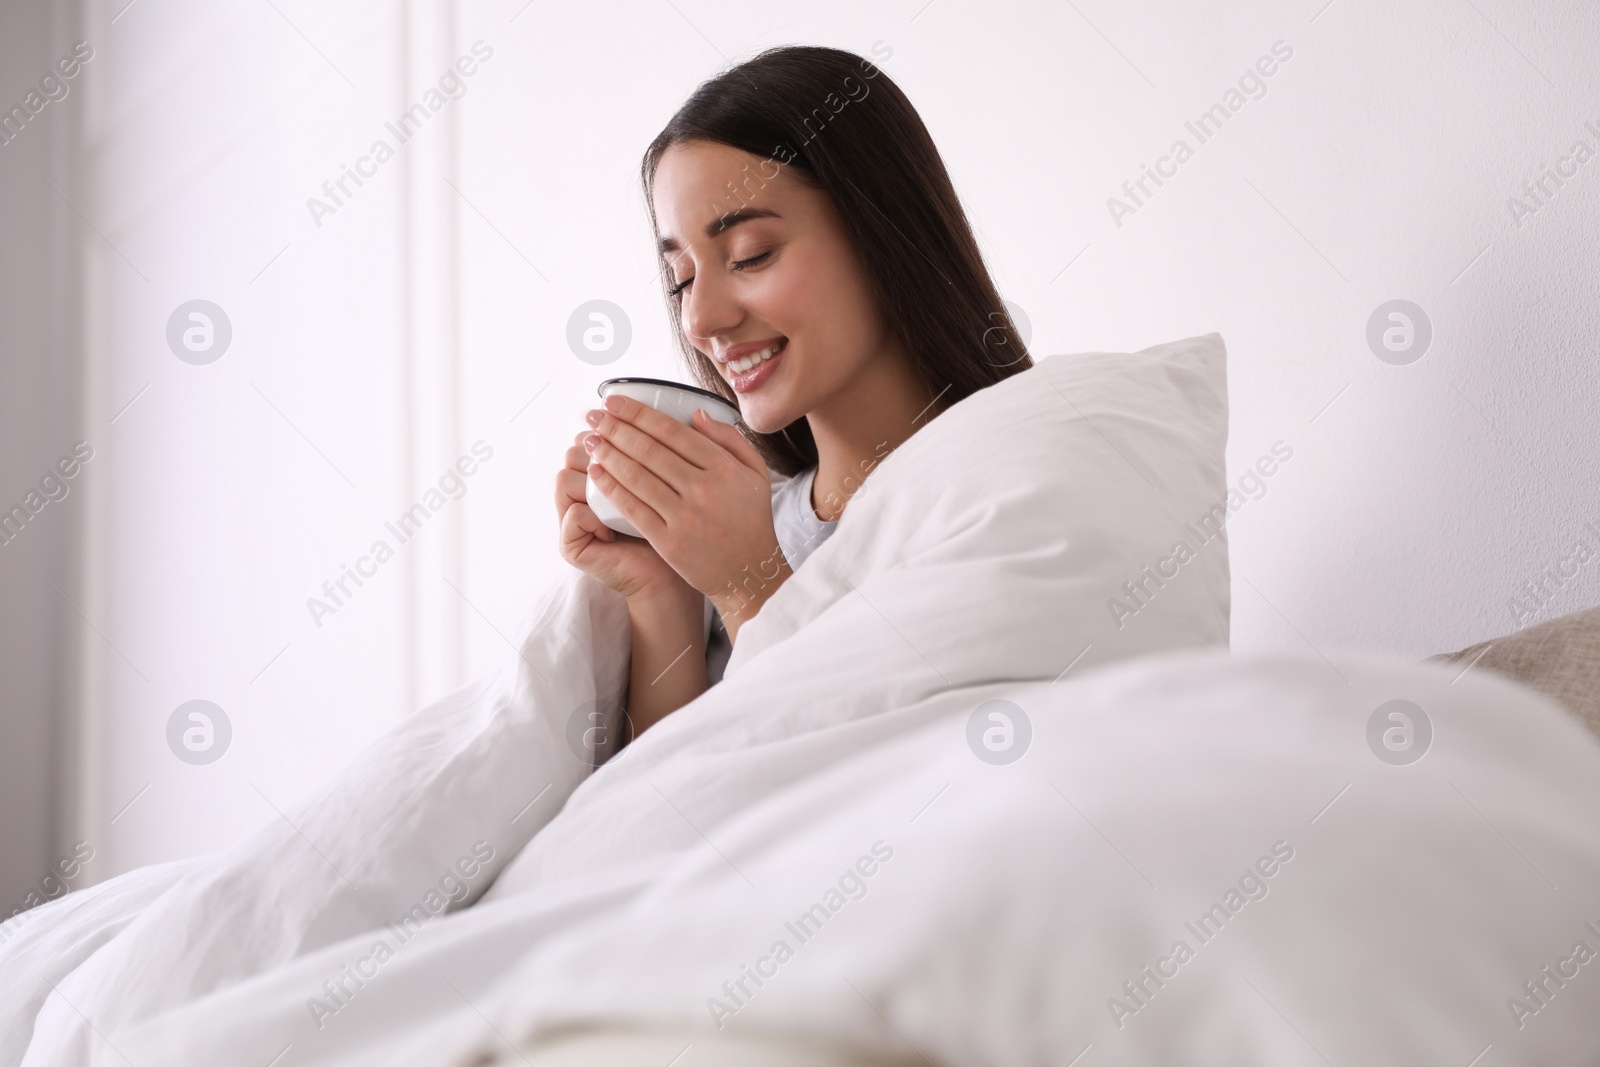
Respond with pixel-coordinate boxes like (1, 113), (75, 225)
(706, 464), (838, 687)
(118, 653), (1600, 1067)
(13, 332), (1600, 1064)
(769, 463), (839, 572)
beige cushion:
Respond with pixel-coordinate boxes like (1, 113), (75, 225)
(1429, 605), (1600, 741)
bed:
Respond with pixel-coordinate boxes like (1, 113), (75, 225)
(4, 334), (1598, 1067)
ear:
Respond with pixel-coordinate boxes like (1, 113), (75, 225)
(693, 409), (767, 474)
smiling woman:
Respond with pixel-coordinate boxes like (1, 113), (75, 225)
(552, 45), (1034, 736)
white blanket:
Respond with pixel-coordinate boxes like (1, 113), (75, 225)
(7, 336), (1599, 1065)
(119, 654), (1600, 1067)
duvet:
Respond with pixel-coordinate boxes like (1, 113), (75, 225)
(5, 335), (1599, 1066)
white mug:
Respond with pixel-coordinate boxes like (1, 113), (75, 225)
(587, 377), (742, 538)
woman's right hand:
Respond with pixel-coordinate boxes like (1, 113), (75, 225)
(555, 428), (694, 605)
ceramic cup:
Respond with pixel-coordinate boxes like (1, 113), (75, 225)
(587, 377), (742, 538)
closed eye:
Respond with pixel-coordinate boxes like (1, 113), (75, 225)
(667, 250), (774, 298)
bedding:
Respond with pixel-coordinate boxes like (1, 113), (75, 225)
(500, 1028), (921, 1065)
(103, 649), (1600, 1067)
(12, 332), (1597, 1065)
(2, 331), (1229, 1062)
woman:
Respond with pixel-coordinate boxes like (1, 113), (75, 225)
(554, 45), (1032, 738)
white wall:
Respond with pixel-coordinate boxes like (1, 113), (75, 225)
(63, 0), (457, 878)
(3, 0), (1594, 886)
(454, 0), (1600, 674)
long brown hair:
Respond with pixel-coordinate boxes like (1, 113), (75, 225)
(641, 45), (1032, 477)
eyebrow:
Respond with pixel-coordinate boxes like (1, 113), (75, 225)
(658, 207), (782, 254)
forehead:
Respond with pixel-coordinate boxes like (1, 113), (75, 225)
(652, 139), (797, 249)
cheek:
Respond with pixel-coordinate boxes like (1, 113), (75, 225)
(726, 231), (892, 435)
(752, 245), (830, 328)
(767, 245), (884, 369)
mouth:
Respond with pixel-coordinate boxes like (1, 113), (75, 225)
(723, 337), (787, 394)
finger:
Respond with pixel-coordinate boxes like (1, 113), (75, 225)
(587, 435), (678, 528)
(692, 410), (767, 469)
(597, 394), (721, 473)
(565, 441), (592, 473)
(579, 501), (617, 542)
(592, 412), (697, 499)
(556, 467), (588, 511)
(561, 497), (616, 547)
(588, 461), (664, 540)
(690, 409), (771, 490)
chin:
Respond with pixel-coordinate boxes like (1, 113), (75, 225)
(735, 397), (799, 438)
(722, 353), (805, 437)
(737, 406), (785, 436)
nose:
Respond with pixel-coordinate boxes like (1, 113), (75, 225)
(678, 265), (742, 355)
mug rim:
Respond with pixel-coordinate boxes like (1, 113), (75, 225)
(598, 376), (738, 414)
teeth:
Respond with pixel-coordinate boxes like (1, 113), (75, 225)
(731, 340), (783, 375)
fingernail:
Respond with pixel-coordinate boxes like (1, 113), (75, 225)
(604, 395), (625, 413)
(585, 410), (602, 427)
(583, 433), (598, 451)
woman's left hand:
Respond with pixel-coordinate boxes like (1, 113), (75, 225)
(584, 394), (790, 624)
